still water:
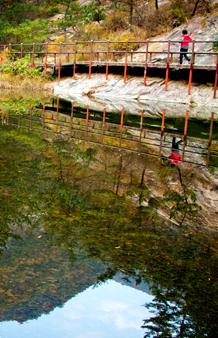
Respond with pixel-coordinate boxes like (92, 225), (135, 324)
(0, 92), (218, 337)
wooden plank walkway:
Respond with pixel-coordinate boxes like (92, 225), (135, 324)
(1, 39), (218, 98)
(1, 104), (217, 168)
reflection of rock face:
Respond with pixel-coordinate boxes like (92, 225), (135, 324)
(54, 75), (218, 118)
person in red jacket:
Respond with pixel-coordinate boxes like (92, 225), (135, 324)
(180, 29), (192, 64)
(169, 137), (183, 167)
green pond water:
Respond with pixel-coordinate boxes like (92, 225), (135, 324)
(0, 91), (218, 338)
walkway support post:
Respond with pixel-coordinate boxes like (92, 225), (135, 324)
(182, 111), (189, 162)
(124, 40), (128, 83)
(42, 101), (45, 131)
(20, 43), (23, 59)
(213, 55), (218, 99)
(32, 43), (35, 68)
(73, 41), (77, 80)
(159, 110), (165, 158)
(58, 42), (62, 82)
(85, 106), (89, 142)
(89, 41), (93, 79)
(207, 112), (214, 167)
(144, 39), (149, 86)
(101, 108), (106, 145)
(120, 108), (124, 130)
(139, 110), (144, 154)
(165, 40), (170, 91)
(70, 101), (74, 138)
(9, 43), (12, 60)
(56, 97), (59, 134)
(106, 40), (109, 80)
(45, 42), (48, 76)
(188, 40), (195, 95)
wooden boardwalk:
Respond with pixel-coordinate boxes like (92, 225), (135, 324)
(1, 39), (218, 98)
(1, 103), (217, 168)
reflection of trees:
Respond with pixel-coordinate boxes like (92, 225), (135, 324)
(162, 167), (202, 226)
(1, 125), (218, 335)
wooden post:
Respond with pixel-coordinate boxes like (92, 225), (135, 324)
(56, 97), (59, 133)
(73, 41), (77, 79)
(89, 40), (93, 79)
(182, 111), (189, 162)
(9, 43), (12, 60)
(213, 55), (218, 99)
(42, 101), (45, 131)
(32, 43), (35, 67)
(58, 42), (62, 82)
(30, 107), (33, 130)
(159, 110), (165, 158)
(103, 107), (106, 127)
(70, 101), (74, 138)
(120, 108), (124, 130)
(165, 40), (170, 91)
(139, 110), (144, 154)
(131, 49), (133, 62)
(85, 106), (89, 142)
(45, 42), (48, 76)
(124, 40), (128, 83)
(144, 40), (149, 86)
(188, 40), (195, 95)
(101, 108), (106, 145)
(207, 112), (214, 167)
(20, 43), (23, 59)
(106, 40), (109, 80)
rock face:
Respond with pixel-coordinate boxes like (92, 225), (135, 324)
(54, 73), (218, 118)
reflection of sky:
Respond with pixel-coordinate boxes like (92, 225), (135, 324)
(0, 280), (153, 338)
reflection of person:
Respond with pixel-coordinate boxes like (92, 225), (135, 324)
(169, 137), (183, 167)
(180, 29), (192, 64)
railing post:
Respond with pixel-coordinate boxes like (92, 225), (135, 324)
(144, 39), (149, 86)
(207, 112), (214, 167)
(182, 111), (189, 162)
(70, 101), (74, 138)
(89, 40), (93, 79)
(9, 43), (12, 60)
(165, 40), (170, 91)
(213, 55), (218, 99)
(32, 43), (35, 67)
(58, 42), (62, 82)
(188, 40), (195, 95)
(30, 107), (33, 130)
(106, 40), (109, 80)
(45, 42), (48, 75)
(101, 107), (106, 145)
(20, 43), (23, 59)
(124, 40), (128, 83)
(42, 101), (45, 131)
(120, 108), (124, 130)
(56, 97), (59, 133)
(85, 106), (89, 141)
(159, 110), (165, 158)
(73, 40), (77, 79)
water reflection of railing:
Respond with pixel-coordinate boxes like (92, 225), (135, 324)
(1, 103), (218, 168)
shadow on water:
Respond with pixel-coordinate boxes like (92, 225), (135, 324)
(0, 92), (218, 337)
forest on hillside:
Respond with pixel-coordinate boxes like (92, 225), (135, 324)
(0, 0), (217, 45)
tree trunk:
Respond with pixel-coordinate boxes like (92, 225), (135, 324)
(155, 0), (158, 9)
(192, 0), (201, 16)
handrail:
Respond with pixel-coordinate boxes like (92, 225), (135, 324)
(1, 106), (217, 168)
(1, 39), (218, 98)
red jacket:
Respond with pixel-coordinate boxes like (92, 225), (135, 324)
(181, 34), (192, 47)
(169, 153), (182, 164)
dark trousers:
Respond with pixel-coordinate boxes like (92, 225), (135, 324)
(172, 137), (183, 153)
(180, 47), (190, 64)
